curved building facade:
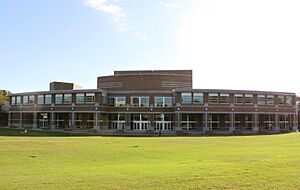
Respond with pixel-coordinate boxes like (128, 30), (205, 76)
(7, 70), (298, 135)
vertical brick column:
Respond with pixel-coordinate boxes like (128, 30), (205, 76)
(229, 113), (235, 133)
(50, 112), (55, 130)
(125, 112), (131, 131)
(71, 112), (76, 129)
(33, 112), (38, 129)
(94, 112), (99, 131)
(175, 110), (182, 131)
(19, 112), (22, 129)
(253, 113), (259, 133)
(275, 114), (280, 132)
(203, 112), (209, 133)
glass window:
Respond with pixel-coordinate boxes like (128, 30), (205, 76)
(76, 93), (85, 104)
(38, 95), (44, 105)
(155, 97), (172, 107)
(11, 96), (16, 105)
(86, 93), (95, 104)
(141, 114), (148, 121)
(23, 96), (29, 105)
(28, 95), (35, 104)
(131, 97), (149, 107)
(101, 93), (107, 104)
(244, 94), (253, 104)
(115, 97), (126, 107)
(131, 97), (140, 107)
(45, 95), (52, 104)
(267, 95), (274, 105)
(155, 97), (164, 107)
(164, 97), (172, 107)
(140, 97), (149, 107)
(286, 96), (293, 106)
(16, 96), (21, 105)
(209, 93), (218, 104)
(193, 93), (203, 103)
(55, 94), (63, 104)
(181, 93), (192, 104)
(235, 94), (244, 104)
(64, 94), (72, 104)
(278, 96), (285, 105)
(220, 94), (229, 104)
(258, 95), (265, 105)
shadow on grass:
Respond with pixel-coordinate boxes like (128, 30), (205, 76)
(0, 128), (95, 137)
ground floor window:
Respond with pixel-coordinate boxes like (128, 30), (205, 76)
(132, 114), (149, 130)
(109, 114), (125, 130)
(181, 114), (197, 131)
(154, 114), (173, 131)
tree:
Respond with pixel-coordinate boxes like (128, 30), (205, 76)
(0, 90), (11, 105)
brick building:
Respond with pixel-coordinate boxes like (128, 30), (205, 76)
(7, 70), (298, 135)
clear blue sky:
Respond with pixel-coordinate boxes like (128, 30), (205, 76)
(1, 0), (300, 93)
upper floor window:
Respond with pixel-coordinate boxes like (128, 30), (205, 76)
(155, 97), (172, 107)
(55, 94), (63, 104)
(244, 94), (253, 104)
(11, 97), (16, 105)
(131, 96), (149, 107)
(101, 93), (107, 104)
(76, 93), (85, 104)
(23, 96), (29, 105)
(64, 94), (72, 104)
(181, 93), (192, 104)
(28, 95), (35, 104)
(220, 93), (229, 104)
(193, 93), (203, 103)
(267, 95), (274, 105)
(86, 93), (95, 104)
(286, 96), (293, 106)
(38, 95), (44, 105)
(258, 95), (265, 105)
(235, 94), (244, 104)
(16, 96), (21, 105)
(278, 96), (285, 105)
(108, 96), (126, 107)
(45, 95), (52, 104)
(209, 93), (218, 104)
(22, 95), (34, 105)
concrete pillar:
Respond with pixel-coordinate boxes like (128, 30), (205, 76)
(19, 112), (22, 129)
(253, 113), (259, 133)
(71, 112), (76, 129)
(229, 113), (235, 133)
(203, 112), (209, 133)
(8, 112), (11, 127)
(33, 112), (38, 129)
(275, 114), (280, 132)
(50, 112), (55, 130)
(148, 112), (154, 131)
(176, 112), (182, 131)
(293, 114), (298, 132)
(94, 112), (99, 131)
(125, 113), (131, 131)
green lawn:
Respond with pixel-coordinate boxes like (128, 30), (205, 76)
(1, 129), (300, 190)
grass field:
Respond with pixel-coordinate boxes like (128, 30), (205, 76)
(1, 129), (300, 190)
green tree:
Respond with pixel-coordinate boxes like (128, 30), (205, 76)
(0, 90), (11, 105)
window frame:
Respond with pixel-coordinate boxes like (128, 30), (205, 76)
(208, 93), (219, 104)
(181, 93), (192, 104)
(86, 93), (95, 104)
(219, 93), (230, 104)
(193, 93), (203, 104)
(55, 94), (63, 104)
(37, 95), (44, 105)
